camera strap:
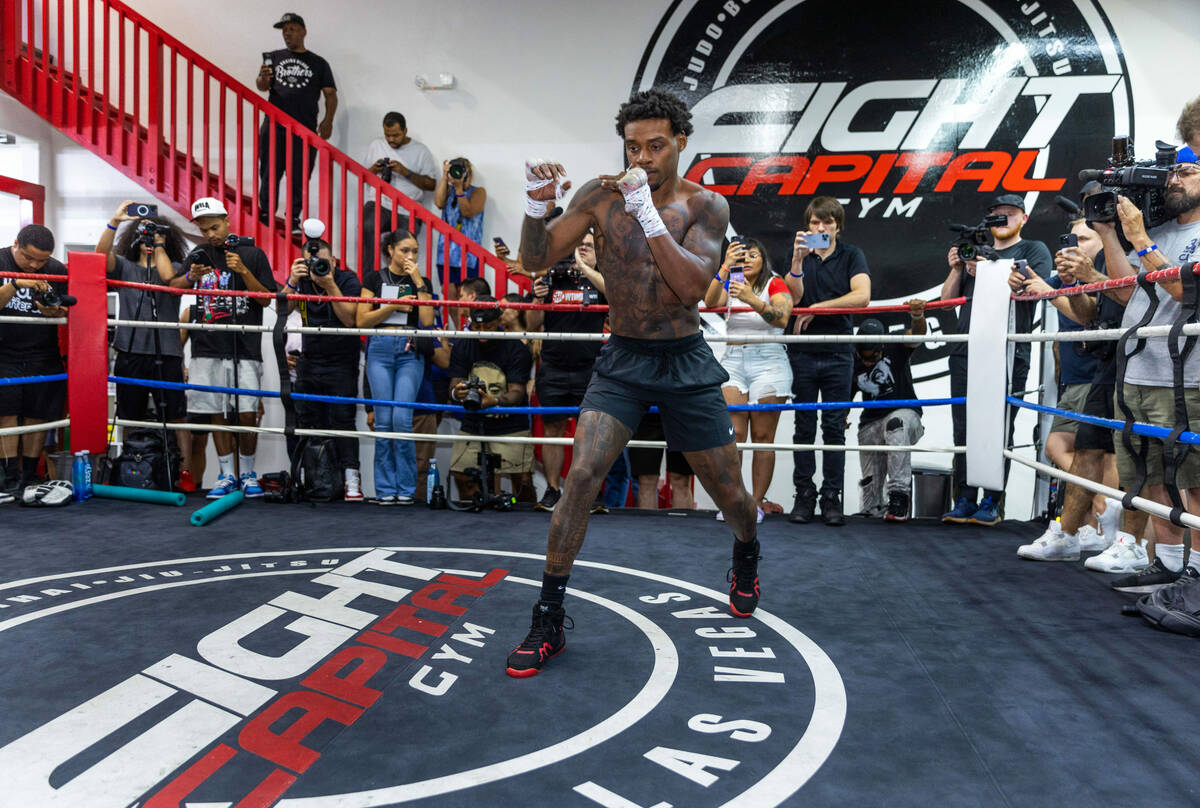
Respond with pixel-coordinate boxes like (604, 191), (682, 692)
(273, 290), (297, 439)
(1162, 262), (1199, 543)
(1113, 269), (1160, 511)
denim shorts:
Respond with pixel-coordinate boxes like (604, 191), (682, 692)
(720, 342), (793, 402)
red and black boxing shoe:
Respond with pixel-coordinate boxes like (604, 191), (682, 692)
(728, 538), (762, 618)
(505, 600), (572, 678)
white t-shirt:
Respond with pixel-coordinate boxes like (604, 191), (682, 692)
(363, 137), (436, 211)
(1121, 218), (1200, 386)
(726, 276), (790, 336)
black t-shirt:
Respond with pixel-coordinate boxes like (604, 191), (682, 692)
(182, 245), (277, 361)
(448, 338), (533, 436)
(0, 247), (68, 362)
(266, 49), (335, 129)
(295, 267), (362, 362)
(1089, 249), (1125, 386)
(541, 276), (606, 369)
(1048, 274), (1099, 385)
(950, 239), (1052, 360)
(786, 242), (870, 355)
(854, 344), (919, 425)
(362, 268), (432, 329)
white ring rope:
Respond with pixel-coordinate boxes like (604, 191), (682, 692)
(1005, 450), (1200, 531)
(1008, 322), (1200, 343)
(0, 418), (70, 437)
(0, 315), (67, 326)
(114, 419), (965, 454)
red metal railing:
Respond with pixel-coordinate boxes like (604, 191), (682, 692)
(0, 0), (517, 292)
(0, 174), (45, 223)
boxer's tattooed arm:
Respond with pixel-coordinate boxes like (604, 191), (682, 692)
(649, 190), (727, 305)
(519, 180), (605, 271)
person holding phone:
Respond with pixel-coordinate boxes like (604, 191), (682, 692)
(357, 230), (434, 505)
(941, 194), (1051, 526)
(705, 236), (794, 520)
(785, 197), (871, 527)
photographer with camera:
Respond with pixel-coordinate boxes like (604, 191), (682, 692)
(527, 232), (606, 511)
(361, 111), (437, 271)
(255, 13), (337, 229)
(182, 198), (277, 499)
(1075, 150), (1200, 589)
(435, 157), (486, 306)
(941, 194), (1052, 526)
(448, 297), (533, 502)
(785, 197), (871, 527)
(286, 220), (364, 501)
(358, 229), (435, 505)
(0, 224), (70, 496)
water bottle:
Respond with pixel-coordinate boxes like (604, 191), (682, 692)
(71, 452), (85, 502)
(426, 459), (439, 505)
(81, 450), (93, 501)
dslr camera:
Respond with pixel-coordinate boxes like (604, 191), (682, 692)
(301, 219), (331, 278)
(949, 214), (1007, 262)
(34, 287), (77, 308)
(461, 376), (488, 412)
(548, 258), (582, 290)
(448, 158), (468, 180)
(223, 234), (255, 250)
(1079, 137), (1174, 236)
(374, 158), (393, 184)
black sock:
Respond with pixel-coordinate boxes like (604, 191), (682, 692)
(733, 537), (760, 560)
(21, 455), (39, 483)
(2, 457), (17, 486)
(540, 572), (570, 604)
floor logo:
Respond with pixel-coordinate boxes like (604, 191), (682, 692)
(0, 547), (845, 807)
(633, 0), (1132, 316)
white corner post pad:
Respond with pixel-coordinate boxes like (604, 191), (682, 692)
(965, 259), (1012, 493)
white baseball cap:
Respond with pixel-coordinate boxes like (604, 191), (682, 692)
(190, 197), (228, 220)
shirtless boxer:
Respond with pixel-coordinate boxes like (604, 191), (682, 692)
(505, 89), (760, 677)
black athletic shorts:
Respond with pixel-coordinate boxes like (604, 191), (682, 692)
(1074, 382), (1115, 453)
(114, 351), (186, 421)
(628, 412), (694, 477)
(535, 362), (594, 424)
(581, 332), (733, 453)
(0, 358), (66, 420)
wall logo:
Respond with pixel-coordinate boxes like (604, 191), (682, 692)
(633, 0), (1133, 314)
(0, 547), (845, 807)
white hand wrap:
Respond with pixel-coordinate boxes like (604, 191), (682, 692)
(525, 159), (566, 219)
(617, 168), (667, 238)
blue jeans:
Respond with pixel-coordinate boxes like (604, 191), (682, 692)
(789, 350), (853, 497)
(366, 335), (425, 498)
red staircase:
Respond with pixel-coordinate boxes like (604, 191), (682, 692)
(0, 0), (515, 288)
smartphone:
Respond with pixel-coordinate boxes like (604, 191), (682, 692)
(1059, 233), (1078, 249)
(493, 236), (507, 250)
(807, 232), (831, 249)
(128, 202), (157, 218)
(262, 52), (274, 68)
(729, 268), (745, 285)
(1014, 259), (1034, 278)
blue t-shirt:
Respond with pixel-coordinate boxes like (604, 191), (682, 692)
(1048, 274), (1098, 385)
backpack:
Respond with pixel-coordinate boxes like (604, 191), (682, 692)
(293, 437), (343, 502)
(1135, 570), (1200, 636)
(114, 430), (179, 491)
(260, 470), (296, 503)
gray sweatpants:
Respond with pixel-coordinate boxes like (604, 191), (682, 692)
(857, 408), (924, 516)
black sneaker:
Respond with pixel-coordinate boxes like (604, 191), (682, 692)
(1111, 557), (1181, 593)
(536, 486), (561, 512)
(819, 491), (845, 527)
(789, 491), (816, 524)
(884, 491), (910, 522)
(505, 601), (572, 677)
(728, 539), (762, 618)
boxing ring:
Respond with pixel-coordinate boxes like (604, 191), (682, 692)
(0, 254), (1198, 806)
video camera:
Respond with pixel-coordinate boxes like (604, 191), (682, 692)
(34, 287), (77, 308)
(1078, 137), (1174, 236)
(461, 376), (488, 412)
(132, 218), (171, 250)
(949, 214), (1007, 262)
(301, 219), (331, 278)
(548, 258), (582, 290)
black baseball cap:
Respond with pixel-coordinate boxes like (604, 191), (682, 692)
(470, 296), (503, 325)
(273, 12), (305, 29)
(856, 318), (886, 355)
(988, 194), (1025, 212)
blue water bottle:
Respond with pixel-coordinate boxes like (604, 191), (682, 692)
(426, 458), (439, 504)
(72, 452), (85, 502)
(81, 450), (93, 501)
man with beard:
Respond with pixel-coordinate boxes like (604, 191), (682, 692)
(1084, 150), (1200, 592)
(941, 194), (1052, 525)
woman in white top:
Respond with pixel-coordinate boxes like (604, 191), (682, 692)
(704, 237), (794, 520)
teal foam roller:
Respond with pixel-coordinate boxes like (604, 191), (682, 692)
(92, 484), (186, 507)
(190, 490), (245, 526)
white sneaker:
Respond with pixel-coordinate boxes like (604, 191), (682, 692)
(716, 509), (764, 524)
(1076, 524), (1108, 552)
(1017, 522), (1080, 561)
(1097, 497), (1123, 540)
(1084, 531), (1149, 573)
(715, 510), (725, 521)
(344, 469), (364, 502)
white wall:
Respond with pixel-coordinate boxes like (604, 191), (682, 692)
(3, 0), (1199, 512)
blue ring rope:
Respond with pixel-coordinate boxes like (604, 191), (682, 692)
(1007, 396), (1200, 446)
(0, 374), (67, 386)
(109, 375), (960, 416)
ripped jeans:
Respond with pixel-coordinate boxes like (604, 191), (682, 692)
(857, 408), (924, 516)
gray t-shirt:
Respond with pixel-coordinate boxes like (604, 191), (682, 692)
(1121, 218), (1200, 386)
(112, 255), (184, 357)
